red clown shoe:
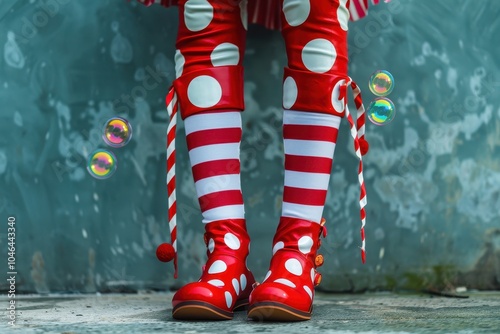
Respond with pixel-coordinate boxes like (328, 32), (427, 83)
(172, 219), (256, 320)
(247, 217), (327, 321)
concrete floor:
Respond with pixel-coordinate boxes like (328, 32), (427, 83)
(1, 291), (499, 334)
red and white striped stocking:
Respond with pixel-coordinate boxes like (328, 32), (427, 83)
(184, 112), (245, 224)
(278, 0), (368, 261)
(282, 110), (340, 224)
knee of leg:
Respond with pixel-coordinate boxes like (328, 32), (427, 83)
(173, 65), (245, 119)
(282, 67), (348, 117)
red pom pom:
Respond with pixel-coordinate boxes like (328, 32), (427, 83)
(359, 138), (369, 156)
(156, 243), (175, 262)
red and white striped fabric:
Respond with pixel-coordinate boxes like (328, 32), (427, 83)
(344, 78), (368, 263)
(184, 112), (245, 224)
(164, 94), (246, 277)
(349, 0), (389, 21)
(282, 111), (341, 224)
(136, 0), (388, 30)
(165, 86), (179, 278)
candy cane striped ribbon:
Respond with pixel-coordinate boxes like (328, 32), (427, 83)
(344, 78), (368, 264)
(350, 0), (390, 21)
(166, 86), (179, 278)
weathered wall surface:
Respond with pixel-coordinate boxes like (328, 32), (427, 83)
(0, 0), (499, 294)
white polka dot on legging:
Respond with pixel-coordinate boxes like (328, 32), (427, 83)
(338, 0), (350, 31)
(272, 241), (285, 255)
(331, 79), (346, 113)
(283, 77), (298, 109)
(274, 278), (296, 288)
(208, 260), (227, 274)
(301, 38), (337, 73)
(240, 0), (248, 30)
(207, 279), (224, 287)
(263, 270), (272, 282)
(174, 49), (185, 78)
(224, 291), (233, 308)
(303, 285), (313, 299)
(285, 258), (303, 276)
(187, 75), (222, 108)
(232, 278), (240, 295)
(224, 232), (241, 250)
(211, 43), (240, 67)
(298, 236), (314, 254)
(184, 0), (213, 32)
(283, 0), (310, 26)
(310, 268), (315, 283)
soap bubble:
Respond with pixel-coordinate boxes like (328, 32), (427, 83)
(103, 117), (132, 148)
(368, 70), (394, 96)
(87, 149), (117, 179)
(367, 98), (396, 125)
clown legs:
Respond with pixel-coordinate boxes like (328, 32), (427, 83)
(170, 0), (255, 320)
(247, 0), (350, 321)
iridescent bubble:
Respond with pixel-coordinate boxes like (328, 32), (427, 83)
(367, 98), (396, 126)
(369, 70), (394, 96)
(103, 117), (132, 147)
(87, 149), (117, 179)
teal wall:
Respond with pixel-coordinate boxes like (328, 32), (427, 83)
(0, 0), (499, 294)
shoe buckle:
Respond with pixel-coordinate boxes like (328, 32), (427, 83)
(315, 254), (324, 267)
(320, 218), (328, 238)
(314, 272), (322, 286)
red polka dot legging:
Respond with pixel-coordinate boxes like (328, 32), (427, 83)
(174, 0), (350, 226)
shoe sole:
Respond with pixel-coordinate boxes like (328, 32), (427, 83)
(247, 302), (311, 321)
(172, 299), (249, 320)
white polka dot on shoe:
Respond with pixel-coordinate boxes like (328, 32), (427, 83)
(298, 236), (314, 254)
(208, 260), (228, 274)
(272, 241), (285, 255)
(274, 278), (296, 288)
(285, 258), (303, 276)
(224, 232), (241, 250)
(263, 270), (272, 282)
(208, 238), (215, 253)
(224, 291), (233, 308)
(232, 278), (240, 295)
(303, 285), (313, 299)
(207, 279), (225, 287)
(240, 273), (247, 290)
